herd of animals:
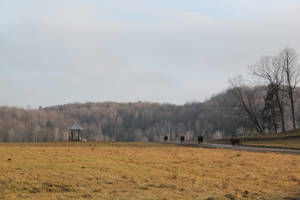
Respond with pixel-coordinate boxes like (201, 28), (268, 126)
(163, 135), (241, 146)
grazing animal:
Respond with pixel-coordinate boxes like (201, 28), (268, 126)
(180, 136), (185, 143)
(230, 137), (241, 146)
(197, 135), (204, 144)
(164, 136), (168, 143)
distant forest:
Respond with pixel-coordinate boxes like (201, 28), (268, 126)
(1, 48), (300, 142)
(0, 92), (249, 142)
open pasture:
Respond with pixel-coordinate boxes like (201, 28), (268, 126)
(0, 142), (299, 200)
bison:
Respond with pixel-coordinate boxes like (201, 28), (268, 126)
(197, 135), (204, 144)
(180, 136), (185, 143)
(230, 137), (241, 146)
(164, 136), (168, 143)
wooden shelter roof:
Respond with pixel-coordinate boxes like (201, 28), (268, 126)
(67, 124), (83, 130)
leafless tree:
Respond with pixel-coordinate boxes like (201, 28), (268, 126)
(229, 76), (265, 134)
(249, 56), (286, 132)
(280, 48), (300, 129)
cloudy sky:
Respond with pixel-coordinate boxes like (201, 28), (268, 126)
(1, 0), (300, 107)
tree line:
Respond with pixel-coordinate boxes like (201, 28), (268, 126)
(0, 97), (251, 142)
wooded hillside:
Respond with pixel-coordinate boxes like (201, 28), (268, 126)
(0, 86), (298, 142)
(0, 89), (249, 142)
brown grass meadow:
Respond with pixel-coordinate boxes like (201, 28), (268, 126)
(0, 142), (299, 200)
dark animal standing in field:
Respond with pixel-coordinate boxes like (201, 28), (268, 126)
(230, 137), (241, 146)
(164, 136), (168, 143)
(180, 136), (185, 143)
(197, 135), (204, 144)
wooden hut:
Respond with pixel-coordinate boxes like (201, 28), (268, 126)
(67, 124), (83, 141)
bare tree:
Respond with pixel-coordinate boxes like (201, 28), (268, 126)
(229, 76), (265, 134)
(280, 48), (300, 129)
(250, 56), (286, 132)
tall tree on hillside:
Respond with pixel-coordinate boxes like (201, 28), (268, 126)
(250, 56), (286, 132)
(280, 48), (300, 130)
(261, 84), (281, 133)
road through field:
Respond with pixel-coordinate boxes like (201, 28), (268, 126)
(178, 142), (300, 155)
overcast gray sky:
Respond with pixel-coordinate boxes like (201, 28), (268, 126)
(1, 0), (300, 107)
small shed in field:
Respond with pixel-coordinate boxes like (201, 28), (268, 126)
(67, 124), (83, 141)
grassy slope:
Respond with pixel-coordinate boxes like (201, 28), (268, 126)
(211, 129), (300, 149)
(244, 138), (300, 149)
(0, 142), (300, 200)
(242, 129), (300, 149)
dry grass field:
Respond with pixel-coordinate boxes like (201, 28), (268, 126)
(0, 142), (300, 200)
